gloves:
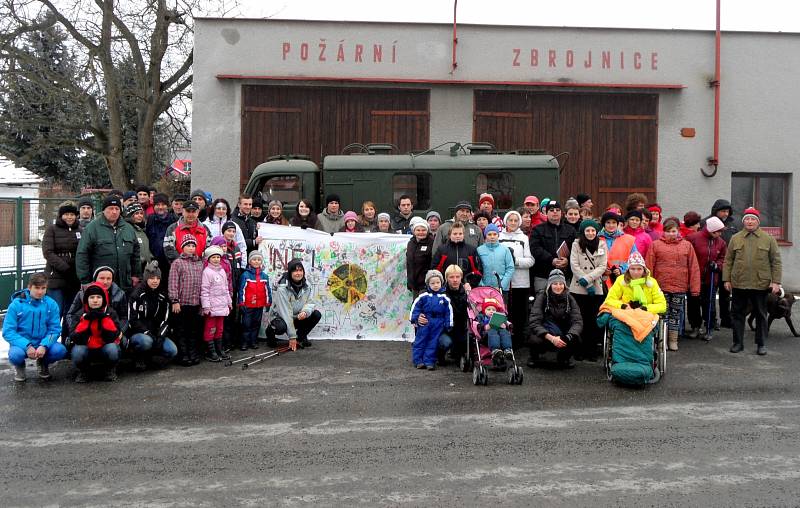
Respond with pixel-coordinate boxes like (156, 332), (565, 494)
(621, 304), (628, 309)
(578, 277), (589, 287)
(587, 286), (596, 296)
(628, 301), (642, 310)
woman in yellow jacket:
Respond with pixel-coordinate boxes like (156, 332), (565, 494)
(603, 252), (667, 315)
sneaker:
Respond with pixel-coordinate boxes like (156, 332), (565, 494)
(104, 368), (118, 382)
(702, 333), (713, 342)
(491, 349), (503, 366)
(299, 338), (312, 348)
(14, 365), (26, 382)
(250, 343), (259, 350)
(426, 364), (436, 370)
(730, 343), (744, 353)
(504, 349), (514, 361)
(74, 371), (89, 383)
(757, 345), (767, 356)
(416, 364), (426, 369)
(36, 359), (51, 380)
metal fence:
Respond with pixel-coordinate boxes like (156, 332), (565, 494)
(0, 196), (87, 313)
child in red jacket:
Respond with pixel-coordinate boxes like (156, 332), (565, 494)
(645, 217), (701, 351)
(69, 283), (121, 382)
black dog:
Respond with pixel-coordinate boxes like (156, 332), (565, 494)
(747, 291), (799, 337)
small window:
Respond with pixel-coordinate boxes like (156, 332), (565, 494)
(258, 175), (301, 205)
(731, 173), (790, 241)
(476, 172), (514, 210)
(392, 173), (431, 209)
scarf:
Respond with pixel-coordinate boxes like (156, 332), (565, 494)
(629, 277), (647, 305)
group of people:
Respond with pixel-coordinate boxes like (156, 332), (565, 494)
(2, 185), (783, 383)
(405, 192), (782, 371)
(4, 188), (322, 383)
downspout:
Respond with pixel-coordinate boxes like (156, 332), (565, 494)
(703, 0), (721, 177)
(451, 0), (458, 73)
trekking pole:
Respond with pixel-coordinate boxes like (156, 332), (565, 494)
(706, 270), (716, 337)
(242, 345), (292, 370)
(225, 346), (287, 367)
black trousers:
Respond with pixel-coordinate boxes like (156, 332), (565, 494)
(530, 334), (577, 363)
(572, 293), (603, 357)
(731, 288), (768, 347)
(688, 283), (718, 332)
(718, 284), (732, 325)
(266, 310), (322, 341)
(509, 288), (530, 350)
(171, 304), (202, 359)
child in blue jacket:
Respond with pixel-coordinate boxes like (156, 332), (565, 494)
(2, 272), (66, 382)
(410, 270), (453, 370)
(477, 224), (515, 291)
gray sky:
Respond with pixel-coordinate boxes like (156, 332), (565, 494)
(233, 0), (799, 32)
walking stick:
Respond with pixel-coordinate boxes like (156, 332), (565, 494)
(706, 270), (716, 337)
(225, 346), (290, 367)
(242, 345), (292, 370)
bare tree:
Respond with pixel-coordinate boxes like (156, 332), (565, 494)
(0, 0), (234, 189)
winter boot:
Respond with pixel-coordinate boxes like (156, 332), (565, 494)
(298, 336), (312, 348)
(214, 339), (230, 361)
(205, 341), (220, 362)
(176, 337), (191, 366)
(667, 330), (679, 351)
(13, 364), (26, 382)
(36, 359), (51, 380)
(188, 339), (201, 365)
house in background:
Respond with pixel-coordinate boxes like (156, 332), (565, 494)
(0, 157), (43, 247)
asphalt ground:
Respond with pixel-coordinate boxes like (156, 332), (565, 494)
(2, 319), (800, 507)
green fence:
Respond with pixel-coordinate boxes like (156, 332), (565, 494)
(0, 196), (84, 313)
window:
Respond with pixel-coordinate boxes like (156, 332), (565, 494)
(731, 173), (790, 241)
(258, 175), (301, 205)
(392, 173), (431, 209)
(476, 172), (514, 210)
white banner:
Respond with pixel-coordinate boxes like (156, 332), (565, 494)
(256, 224), (414, 341)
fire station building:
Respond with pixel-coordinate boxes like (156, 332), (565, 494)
(193, 18), (798, 286)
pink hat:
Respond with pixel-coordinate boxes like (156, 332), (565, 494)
(705, 216), (725, 233)
(479, 193), (495, 207)
(343, 211), (358, 222)
(524, 195), (539, 205)
(742, 207), (760, 223)
(627, 251), (647, 269)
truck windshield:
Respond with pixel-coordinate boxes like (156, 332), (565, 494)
(257, 174), (301, 205)
(392, 173), (431, 209)
(476, 172), (513, 209)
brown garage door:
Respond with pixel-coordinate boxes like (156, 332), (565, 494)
(240, 85), (430, 192)
(473, 90), (658, 210)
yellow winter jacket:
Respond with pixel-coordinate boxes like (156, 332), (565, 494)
(603, 272), (667, 315)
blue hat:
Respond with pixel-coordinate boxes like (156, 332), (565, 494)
(484, 224), (500, 237)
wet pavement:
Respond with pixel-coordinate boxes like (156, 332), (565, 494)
(2, 320), (800, 506)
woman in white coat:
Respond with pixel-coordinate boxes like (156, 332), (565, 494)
(203, 198), (247, 268)
(568, 219), (607, 361)
(499, 210), (535, 349)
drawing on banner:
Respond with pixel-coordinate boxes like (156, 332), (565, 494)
(256, 224), (414, 341)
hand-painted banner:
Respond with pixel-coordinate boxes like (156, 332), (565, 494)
(256, 223), (414, 341)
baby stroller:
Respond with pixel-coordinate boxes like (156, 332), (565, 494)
(598, 311), (667, 386)
(461, 285), (524, 386)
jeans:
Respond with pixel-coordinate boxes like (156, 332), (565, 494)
(731, 288), (769, 347)
(71, 343), (120, 370)
(487, 328), (512, 350)
(8, 342), (67, 367)
(130, 333), (178, 359)
(240, 307), (264, 347)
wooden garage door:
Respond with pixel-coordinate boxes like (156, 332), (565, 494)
(473, 91), (658, 210)
(241, 86), (430, 191)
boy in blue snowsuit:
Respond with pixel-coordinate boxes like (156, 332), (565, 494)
(2, 272), (67, 382)
(410, 269), (453, 370)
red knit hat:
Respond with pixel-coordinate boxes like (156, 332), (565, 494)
(647, 203), (662, 213)
(479, 193), (495, 207)
(481, 297), (501, 313)
(742, 207), (760, 223)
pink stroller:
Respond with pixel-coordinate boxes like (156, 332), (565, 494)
(462, 285), (524, 386)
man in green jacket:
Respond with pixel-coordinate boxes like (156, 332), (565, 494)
(76, 196), (142, 291)
(722, 207), (782, 355)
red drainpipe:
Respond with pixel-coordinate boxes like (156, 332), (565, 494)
(705, 0), (721, 176)
(451, 0), (458, 73)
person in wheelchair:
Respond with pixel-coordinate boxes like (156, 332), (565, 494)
(603, 252), (667, 315)
(528, 269), (583, 369)
(599, 252), (667, 385)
